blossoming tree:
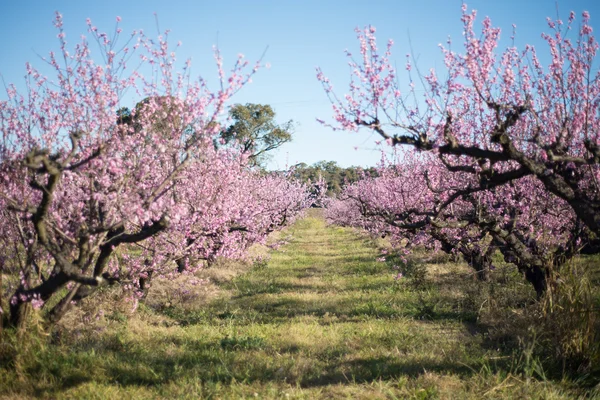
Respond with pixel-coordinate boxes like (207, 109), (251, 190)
(318, 6), (597, 294)
(0, 14), (310, 327)
(325, 146), (579, 295)
(318, 6), (599, 236)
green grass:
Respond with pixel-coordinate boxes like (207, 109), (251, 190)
(0, 209), (598, 399)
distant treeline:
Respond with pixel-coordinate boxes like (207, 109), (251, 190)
(290, 161), (378, 196)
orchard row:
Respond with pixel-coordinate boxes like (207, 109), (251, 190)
(0, 14), (323, 327)
(321, 7), (599, 295)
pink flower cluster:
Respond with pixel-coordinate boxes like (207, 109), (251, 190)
(0, 14), (309, 324)
(319, 6), (599, 293)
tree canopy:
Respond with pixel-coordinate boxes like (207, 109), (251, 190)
(318, 7), (600, 296)
(219, 103), (294, 167)
(290, 161), (378, 196)
(0, 14), (311, 328)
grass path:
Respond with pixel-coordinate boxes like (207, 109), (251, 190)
(0, 210), (588, 399)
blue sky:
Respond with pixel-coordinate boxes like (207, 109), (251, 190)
(2, 0), (599, 169)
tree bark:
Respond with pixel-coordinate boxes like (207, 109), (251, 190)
(0, 268), (4, 336)
(11, 302), (32, 332)
(466, 250), (492, 282)
(139, 269), (154, 300)
(523, 265), (548, 298)
(46, 283), (81, 325)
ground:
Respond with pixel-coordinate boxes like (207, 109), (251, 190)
(0, 209), (598, 399)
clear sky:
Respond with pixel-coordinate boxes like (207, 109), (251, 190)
(1, 0), (599, 169)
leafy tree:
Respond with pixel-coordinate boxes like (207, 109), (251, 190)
(220, 103), (294, 167)
(291, 161), (378, 196)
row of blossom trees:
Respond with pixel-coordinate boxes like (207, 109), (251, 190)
(320, 6), (599, 295)
(0, 14), (312, 328)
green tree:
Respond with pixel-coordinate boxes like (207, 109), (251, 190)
(290, 161), (378, 196)
(220, 103), (294, 167)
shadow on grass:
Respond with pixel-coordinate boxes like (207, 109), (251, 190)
(25, 341), (482, 392)
(300, 356), (475, 387)
(31, 373), (92, 398)
(157, 293), (479, 327)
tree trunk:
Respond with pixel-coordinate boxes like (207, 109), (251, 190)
(465, 246), (496, 282)
(176, 257), (188, 273)
(46, 283), (82, 326)
(9, 300), (32, 332)
(9, 272), (36, 330)
(9, 268), (73, 327)
(0, 269), (4, 336)
(523, 265), (548, 299)
(139, 269), (154, 300)
(468, 253), (491, 281)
